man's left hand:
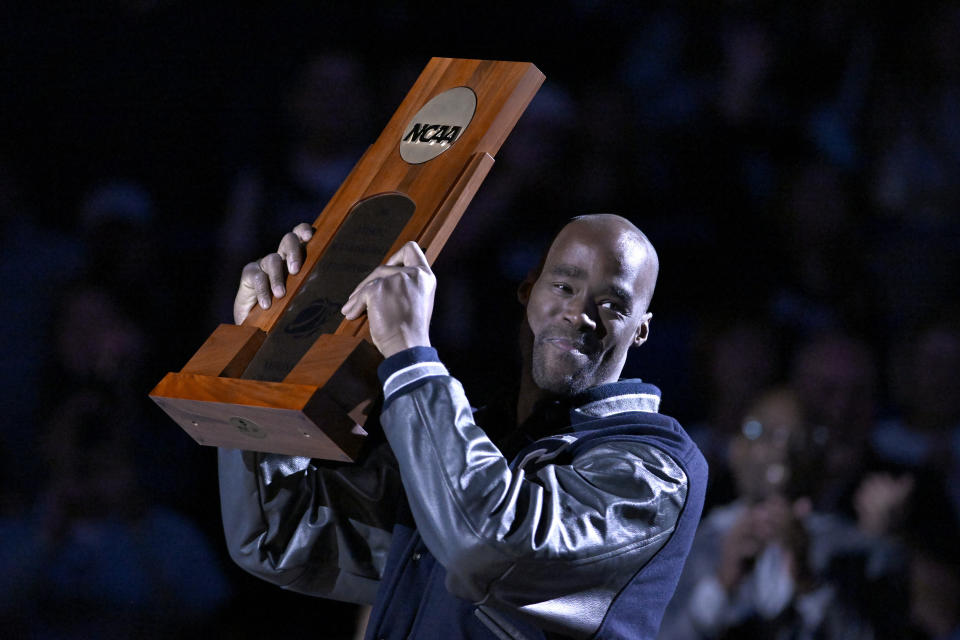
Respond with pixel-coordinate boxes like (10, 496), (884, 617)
(341, 241), (435, 358)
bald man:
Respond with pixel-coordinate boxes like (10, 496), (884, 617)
(219, 215), (707, 639)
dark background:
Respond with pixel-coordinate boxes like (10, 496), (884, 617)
(2, 1), (959, 638)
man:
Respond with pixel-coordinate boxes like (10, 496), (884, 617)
(219, 214), (707, 639)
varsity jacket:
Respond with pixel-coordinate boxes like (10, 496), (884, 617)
(219, 347), (707, 639)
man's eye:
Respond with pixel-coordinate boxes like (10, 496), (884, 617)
(552, 283), (573, 293)
(600, 301), (626, 314)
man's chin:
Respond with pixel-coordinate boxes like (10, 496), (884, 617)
(531, 363), (591, 397)
(531, 343), (603, 396)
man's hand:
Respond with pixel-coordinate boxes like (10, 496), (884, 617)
(716, 494), (811, 592)
(233, 223), (314, 325)
(854, 472), (914, 537)
(717, 507), (763, 592)
(341, 241), (435, 358)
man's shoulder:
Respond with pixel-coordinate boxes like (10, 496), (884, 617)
(565, 407), (708, 485)
(570, 404), (696, 449)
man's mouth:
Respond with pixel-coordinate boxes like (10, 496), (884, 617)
(543, 337), (589, 355)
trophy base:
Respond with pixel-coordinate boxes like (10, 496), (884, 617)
(150, 326), (381, 461)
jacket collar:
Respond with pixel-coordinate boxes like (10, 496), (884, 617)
(495, 379), (663, 457)
(569, 378), (661, 428)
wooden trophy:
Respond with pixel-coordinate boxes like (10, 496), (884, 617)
(149, 58), (544, 461)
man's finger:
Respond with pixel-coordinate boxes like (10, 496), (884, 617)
(341, 295), (366, 320)
(259, 253), (286, 298)
(345, 243), (431, 303)
(234, 263), (264, 323)
(278, 232), (306, 274)
(340, 243), (431, 321)
(252, 272), (271, 310)
(348, 243), (430, 302)
(385, 241), (430, 269)
(292, 222), (314, 243)
(341, 278), (378, 320)
(238, 262), (273, 311)
(345, 265), (411, 303)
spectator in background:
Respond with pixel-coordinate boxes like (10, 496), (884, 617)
(864, 4), (960, 336)
(686, 321), (781, 509)
(39, 272), (205, 516)
(78, 181), (162, 323)
(790, 330), (878, 514)
(769, 162), (876, 345)
(0, 161), (84, 496)
(909, 541), (960, 640)
(68, 179), (197, 381)
(0, 386), (230, 637)
(904, 484), (960, 640)
(48, 284), (147, 397)
(857, 469), (960, 640)
(659, 387), (905, 639)
(873, 316), (960, 521)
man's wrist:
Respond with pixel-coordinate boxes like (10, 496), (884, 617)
(379, 335), (431, 359)
(378, 346), (447, 410)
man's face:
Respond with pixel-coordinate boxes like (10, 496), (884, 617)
(523, 223), (653, 396)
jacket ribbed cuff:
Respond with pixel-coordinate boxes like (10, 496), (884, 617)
(378, 346), (448, 409)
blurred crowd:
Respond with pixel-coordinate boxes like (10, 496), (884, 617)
(2, 2), (960, 638)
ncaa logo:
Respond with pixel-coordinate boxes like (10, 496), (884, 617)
(400, 87), (477, 164)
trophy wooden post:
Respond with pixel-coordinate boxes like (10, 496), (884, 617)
(149, 58), (544, 461)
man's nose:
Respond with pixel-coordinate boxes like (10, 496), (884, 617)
(562, 296), (598, 332)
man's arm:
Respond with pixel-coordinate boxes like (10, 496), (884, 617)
(218, 444), (402, 604)
(220, 223), (402, 604)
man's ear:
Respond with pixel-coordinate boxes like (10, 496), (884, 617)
(517, 276), (535, 306)
(633, 312), (653, 347)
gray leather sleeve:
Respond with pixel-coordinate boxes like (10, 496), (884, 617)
(380, 376), (689, 638)
(217, 442), (402, 604)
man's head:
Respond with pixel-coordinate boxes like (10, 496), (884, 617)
(518, 214), (659, 396)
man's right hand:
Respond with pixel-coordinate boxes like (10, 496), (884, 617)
(233, 223), (314, 325)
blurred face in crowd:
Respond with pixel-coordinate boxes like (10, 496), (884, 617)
(910, 550), (960, 637)
(793, 334), (875, 438)
(913, 326), (960, 426)
(44, 390), (140, 522)
(730, 389), (805, 502)
(708, 323), (779, 433)
(285, 52), (372, 151)
(792, 334), (876, 487)
(520, 215), (658, 396)
(56, 286), (145, 385)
